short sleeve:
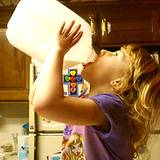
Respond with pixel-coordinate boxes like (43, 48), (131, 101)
(89, 93), (131, 159)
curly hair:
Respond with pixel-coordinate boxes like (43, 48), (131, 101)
(117, 44), (160, 159)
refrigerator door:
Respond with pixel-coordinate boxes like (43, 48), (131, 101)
(36, 115), (65, 132)
(30, 62), (65, 132)
(35, 63), (87, 132)
(36, 133), (63, 160)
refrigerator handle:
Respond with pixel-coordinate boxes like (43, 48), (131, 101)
(29, 134), (36, 160)
(29, 63), (36, 132)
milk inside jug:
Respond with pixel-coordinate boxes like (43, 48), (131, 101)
(6, 0), (97, 68)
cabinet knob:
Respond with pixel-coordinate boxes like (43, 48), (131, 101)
(101, 18), (111, 36)
(88, 14), (97, 42)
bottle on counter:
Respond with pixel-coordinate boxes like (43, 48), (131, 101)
(18, 135), (29, 160)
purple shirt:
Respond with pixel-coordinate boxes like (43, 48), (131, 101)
(61, 93), (132, 160)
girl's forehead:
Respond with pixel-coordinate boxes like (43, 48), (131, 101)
(120, 48), (132, 62)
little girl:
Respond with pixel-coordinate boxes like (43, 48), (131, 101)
(29, 21), (160, 160)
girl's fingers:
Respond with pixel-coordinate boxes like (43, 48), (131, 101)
(68, 24), (81, 39)
(63, 20), (75, 37)
(71, 31), (83, 47)
(58, 22), (66, 34)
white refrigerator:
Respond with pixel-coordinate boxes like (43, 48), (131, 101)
(29, 62), (86, 160)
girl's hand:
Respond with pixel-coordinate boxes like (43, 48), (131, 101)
(56, 20), (83, 55)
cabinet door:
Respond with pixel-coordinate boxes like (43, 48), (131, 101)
(98, 6), (160, 47)
(69, 5), (98, 43)
(0, 28), (31, 101)
(158, 8), (160, 40)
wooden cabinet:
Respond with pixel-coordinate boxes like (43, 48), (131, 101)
(98, 5), (160, 47)
(158, 8), (160, 38)
(69, 3), (160, 47)
(0, 7), (31, 101)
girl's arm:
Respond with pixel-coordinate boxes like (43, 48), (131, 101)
(29, 21), (109, 129)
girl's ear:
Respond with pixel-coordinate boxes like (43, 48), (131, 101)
(110, 78), (123, 92)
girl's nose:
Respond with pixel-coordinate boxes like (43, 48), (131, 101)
(99, 49), (112, 57)
(99, 49), (106, 57)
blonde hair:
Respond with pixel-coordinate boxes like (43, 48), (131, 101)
(117, 44), (160, 159)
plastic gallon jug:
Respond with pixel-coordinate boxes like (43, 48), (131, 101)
(6, 0), (97, 67)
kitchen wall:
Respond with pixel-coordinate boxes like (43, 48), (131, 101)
(0, 103), (28, 152)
